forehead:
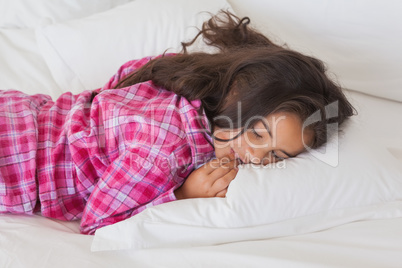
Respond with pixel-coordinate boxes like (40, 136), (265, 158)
(255, 112), (301, 129)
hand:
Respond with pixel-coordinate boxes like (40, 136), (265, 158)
(174, 158), (239, 199)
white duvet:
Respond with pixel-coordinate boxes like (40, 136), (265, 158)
(1, 0), (402, 267)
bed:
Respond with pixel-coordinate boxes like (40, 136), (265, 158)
(1, 0), (402, 267)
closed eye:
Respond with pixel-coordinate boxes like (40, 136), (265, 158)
(272, 151), (285, 161)
(251, 127), (263, 139)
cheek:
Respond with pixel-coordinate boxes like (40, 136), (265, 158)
(213, 140), (231, 158)
(233, 133), (258, 150)
(212, 129), (239, 158)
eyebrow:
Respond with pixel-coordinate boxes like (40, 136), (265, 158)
(260, 120), (297, 158)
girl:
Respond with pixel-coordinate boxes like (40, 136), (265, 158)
(0, 11), (355, 234)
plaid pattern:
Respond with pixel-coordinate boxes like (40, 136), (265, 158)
(0, 56), (215, 234)
(0, 90), (50, 213)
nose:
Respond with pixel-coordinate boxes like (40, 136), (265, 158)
(245, 146), (272, 165)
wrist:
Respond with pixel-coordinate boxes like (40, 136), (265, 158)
(174, 187), (185, 200)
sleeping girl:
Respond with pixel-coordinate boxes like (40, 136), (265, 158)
(0, 11), (355, 234)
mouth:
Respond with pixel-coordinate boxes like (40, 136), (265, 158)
(231, 148), (245, 164)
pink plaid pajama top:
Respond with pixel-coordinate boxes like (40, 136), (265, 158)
(0, 56), (215, 234)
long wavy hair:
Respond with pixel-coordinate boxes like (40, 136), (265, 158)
(115, 11), (355, 149)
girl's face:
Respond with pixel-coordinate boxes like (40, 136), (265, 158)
(213, 112), (313, 165)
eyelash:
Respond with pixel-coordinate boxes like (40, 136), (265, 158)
(251, 127), (263, 139)
(252, 127), (285, 161)
(272, 151), (284, 161)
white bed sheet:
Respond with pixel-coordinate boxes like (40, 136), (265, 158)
(1, 207), (402, 267)
(1, 90), (402, 268)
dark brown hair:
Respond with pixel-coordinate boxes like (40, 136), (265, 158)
(116, 11), (355, 149)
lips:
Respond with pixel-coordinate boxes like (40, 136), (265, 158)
(231, 148), (245, 164)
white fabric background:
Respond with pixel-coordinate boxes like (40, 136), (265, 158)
(228, 0), (402, 102)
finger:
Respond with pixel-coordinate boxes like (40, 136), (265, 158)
(215, 188), (227, 197)
(209, 163), (237, 182)
(211, 168), (238, 193)
(202, 157), (237, 174)
(217, 158), (239, 170)
(201, 158), (223, 173)
(208, 158), (239, 183)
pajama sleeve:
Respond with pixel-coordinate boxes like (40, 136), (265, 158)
(100, 56), (153, 90)
(80, 149), (184, 235)
(100, 53), (176, 91)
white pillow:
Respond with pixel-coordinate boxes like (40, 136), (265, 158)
(91, 116), (402, 251)
(0, 28), (63, 100)
(35, 0), (233, 94)
(230, 0), (402, 102)
(0, 0), (132, 29)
